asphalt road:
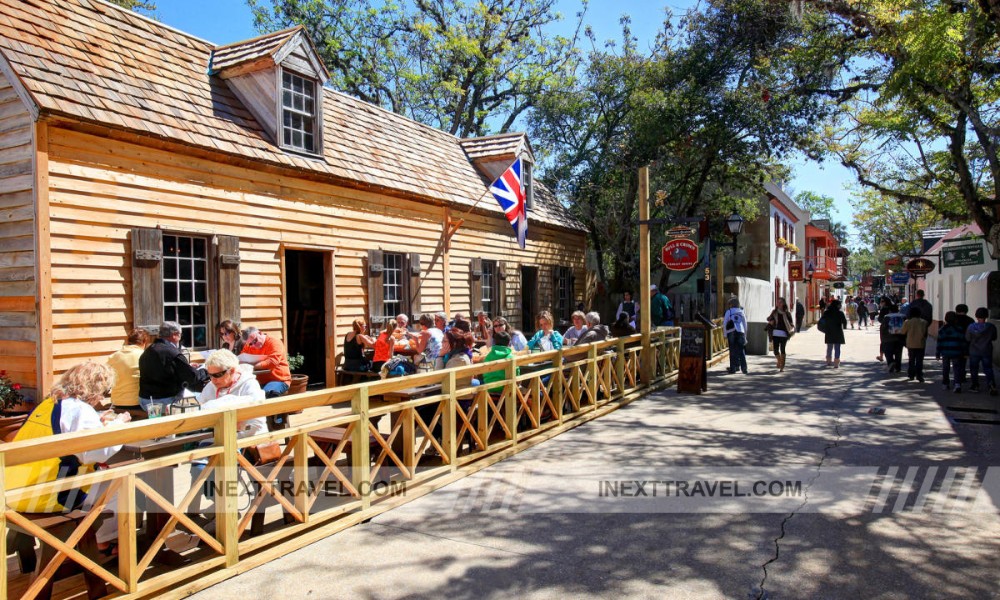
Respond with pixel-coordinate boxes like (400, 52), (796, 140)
(188, 324), (1000, 599)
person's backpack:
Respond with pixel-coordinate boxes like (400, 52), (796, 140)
(817, 315), (829, 334)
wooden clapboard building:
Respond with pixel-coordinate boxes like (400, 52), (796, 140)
(0, 0), (586, 399)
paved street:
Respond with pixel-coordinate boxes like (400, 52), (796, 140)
(189, 325), (1000, 599)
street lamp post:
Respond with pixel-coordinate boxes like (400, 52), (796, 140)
(708, 213), (745, 317)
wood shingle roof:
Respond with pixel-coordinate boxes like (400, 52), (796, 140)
(0, 0), (584, 232)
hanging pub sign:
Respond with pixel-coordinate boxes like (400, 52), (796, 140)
(667, 225), (697, 239)
(788, 260), (804, 282)
(942, 244), (984, 268)
(662, 239), (700, 271)
(906, 257), (935, 277)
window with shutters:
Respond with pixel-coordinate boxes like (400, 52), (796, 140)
(523, 161), (534, 210)
(131, 228), (240, 351)
(382, 252), (404, 322)
(481, 260), (495, 317)
(163, 235), (210, 349)
(554, 266), (572, 323)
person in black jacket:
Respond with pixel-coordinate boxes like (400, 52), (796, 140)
(795, 300), (806, 333)
(138, 321), (206, 414)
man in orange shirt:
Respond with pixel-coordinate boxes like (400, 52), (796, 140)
(241, 326), (291, 397)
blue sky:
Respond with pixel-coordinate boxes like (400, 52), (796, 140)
(148, 0), (857, 243)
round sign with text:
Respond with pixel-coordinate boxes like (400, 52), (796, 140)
(662, 239), (700, 271)
(906, 257), (935, 276)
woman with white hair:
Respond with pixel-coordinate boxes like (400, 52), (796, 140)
(576, 312), (609, 345)
(197, 349), (267, 436)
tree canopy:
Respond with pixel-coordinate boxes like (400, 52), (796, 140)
(107, 0), (156, 14)
(248, 0), (584, 137)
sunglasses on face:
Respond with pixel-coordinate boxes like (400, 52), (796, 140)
(208, 370), (228, 379)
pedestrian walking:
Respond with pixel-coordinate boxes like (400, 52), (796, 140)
(857, 300), (870, 329)
(767, 297), (795, 372)
(954, 304), (974, 385)
(901, 311), (929, 382)
(723, 297), (748, 375)
(795, 299), (805, 333)
(818, 299), (847, 368)
(937, 312), (966, 392)
(846, 297), (858, 329)
(966, 307), (998, 395)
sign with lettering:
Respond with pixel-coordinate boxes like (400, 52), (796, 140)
(891, 272), (910, 285)
(662, 239), (700, 271)
(680, 327), (706, 358)
(942, 244), (984, 268)
(906, 257), (935, 277)
(788, 260), (804, 282)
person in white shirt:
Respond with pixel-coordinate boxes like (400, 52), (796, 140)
(723, 297), (749, 374)
(562, 311), (588, 346)
(616, 291), (639, 328)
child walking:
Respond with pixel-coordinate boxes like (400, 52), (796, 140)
(901, 311), (929, 382)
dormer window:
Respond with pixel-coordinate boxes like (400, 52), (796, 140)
(523, 160), (534, 210)
(281, 70), (318, 153)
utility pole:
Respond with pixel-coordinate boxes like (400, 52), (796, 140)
(639, 166), (652, 385)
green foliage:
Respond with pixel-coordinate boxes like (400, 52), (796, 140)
(287, 353), (305, 372)
(0, 369), (24, 411)
(106, 0), (156, 14)
(808, 0), (999, 238)
(794, 191), (835, 220)
(248, 0), (583, 137)
(850, 189), (949, 258)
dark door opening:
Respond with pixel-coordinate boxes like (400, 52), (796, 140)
(286, 249), (327, 387)
(520, 266), (538, 333)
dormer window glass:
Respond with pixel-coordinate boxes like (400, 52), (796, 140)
(282, 70), (317, 153)
(523, 160), (534, 210)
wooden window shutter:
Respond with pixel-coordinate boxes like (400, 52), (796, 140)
(131, 227), (163, 332)
(470, 258), (482, 313)
(550, 264), (559, 315)
(497, 261), (507, 316)
(367, 249), (384, 323)
(408, 253), (422, 317)
(568, 268), (576, 319)
(216, 235), (241, 324)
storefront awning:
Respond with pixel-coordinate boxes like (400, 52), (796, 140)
(965, 271), (993, 283)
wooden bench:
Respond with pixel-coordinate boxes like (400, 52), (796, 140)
(335, 367), (381, 387)
(7, 510), (113, 600)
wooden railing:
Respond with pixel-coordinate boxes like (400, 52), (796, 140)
(1, 329), (703, 599)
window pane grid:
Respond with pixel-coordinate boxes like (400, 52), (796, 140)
(163, 234), (210, 349)
(481, 260), (495, 316)
(281, 71), (317, 153)
(383, 253), (403, 321)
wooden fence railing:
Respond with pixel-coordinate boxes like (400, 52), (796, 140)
(2, 325), (723, 599)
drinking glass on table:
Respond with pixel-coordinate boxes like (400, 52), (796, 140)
(147, 402), (164, 418)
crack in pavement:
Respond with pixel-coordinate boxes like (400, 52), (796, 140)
(754, 377), (848, 600)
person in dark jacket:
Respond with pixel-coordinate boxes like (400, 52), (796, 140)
(953, 304), (975, 384)
(907, 289), (933, 321)
(937, 312), (966, 392)
(649, 284), (674, 327)
(966, 307), (998, 395)
(795, 300), (806, 333)
(878, 298), (904, 373)
(138, 321), (206, 413)
(821, 300), (848, 368)
(576, 312), (610, 345)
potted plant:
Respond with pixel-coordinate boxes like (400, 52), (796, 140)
(787, 243), (800, 255)
(287, 354), (308, 395)
(0, 369), (27, 414)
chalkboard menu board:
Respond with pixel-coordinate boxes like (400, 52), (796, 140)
(680, 327), (706, 358)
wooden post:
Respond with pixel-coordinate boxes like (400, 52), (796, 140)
(587, 344), (598, 409)
(442, 371), (457, 469)
(292, 432), (309, 523)
(215, 411), (239, 566)
(717, 251), (725, 318)
(118, 473), (138, 592)
(34, 120), (53, 394)
(1, 452), (7, 600)
(351, 387), (371, 511)
(615, 337), (626, 398)
(553, 351), (565, 423)
(505, 359), (517, 442)
(638, 166), (652, 385)
(443, 208), (452, 315)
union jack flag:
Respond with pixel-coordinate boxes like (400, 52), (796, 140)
(489, 158), (528, 249)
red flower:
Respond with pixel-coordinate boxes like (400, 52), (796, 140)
(13, 383), (21, 390)
(0, 370), (6, 377)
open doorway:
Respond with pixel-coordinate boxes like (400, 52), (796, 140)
(286, 249), (328, 387)
(520, 265), (538, 333)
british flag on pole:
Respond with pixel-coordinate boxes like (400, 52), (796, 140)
(489, 158), (528, 249)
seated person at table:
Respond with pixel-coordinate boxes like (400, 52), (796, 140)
(562, 311), (588, 346)
(217, 319), (242, 351)
(435, 312), (450, 334)
(241, 327), (292, 397)
(474, 311), (493, 347)
(481, 331), (520, 392)
(413, 313), (444, 366)
(372, 319), (396, 374)
(192, 350), (268, 502)
(491, 316), (528, 353)
(527, 310), (564, 352)
(394, 313), (411, 335)
(576, 312), (610, 345)
(6, 363), (130, 552)
(139, 321), (208, 413)
(107, 328), (150, 412)
(343, 318), (375, 372)
(609, 313), (637, 337)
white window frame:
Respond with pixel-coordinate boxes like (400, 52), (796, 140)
(280, 68), (320, 155)
(162, 233), (211, 349)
